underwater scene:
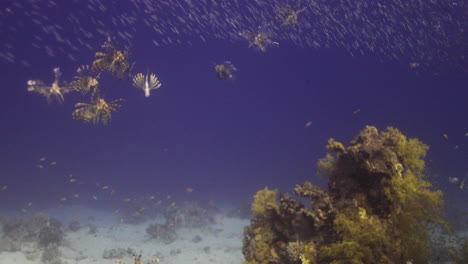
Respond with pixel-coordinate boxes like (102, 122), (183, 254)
(0, 0), (466, 264)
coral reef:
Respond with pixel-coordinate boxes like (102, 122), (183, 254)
(103, 247), (137, 259)
(170, 248), (182, 256)
(41, 246), (66, 264)
(146, 223), (177, 244)
(242, 126), (454, 264)
(87, 224), (98, 235)
(164, 201), (217, 229)
(191, 235), (202, 243)
(1, 213), (64, 248)
(145, 200), (218, 244)
(0, 213), (66, 263)
(67, 220), (81, 232)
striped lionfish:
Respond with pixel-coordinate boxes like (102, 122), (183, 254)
(132, 72), (162, 97)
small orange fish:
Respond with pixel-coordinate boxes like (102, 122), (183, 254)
(139, 207), (146, 212)
(50, 161), (57, 166)
(170, 202), (176, 207)
(443, 134), (448, 140)
(454, 145), (459, 149)
(102, 186), (109, 190)
(69, 178), (77, 183)
(409, 62), (420, 68)
(186, 187), (193, 193)
(39, 157), (46, 162)
(60, 197), (67, 201)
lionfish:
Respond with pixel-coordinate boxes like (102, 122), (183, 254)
(70, 65), (100, 96)
(27, 67), (73, 104)
(214, 61), (237, 80)
(275, 6), (305, 26)
(239, 28), (279, 52)
(72, 96), (123, 125)
(132, 72), (162, 97)
(92, 37), (133, 78)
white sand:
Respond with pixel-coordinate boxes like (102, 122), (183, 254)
(0, 205), (249, 264)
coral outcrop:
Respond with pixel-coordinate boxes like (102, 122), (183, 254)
(0, 213), (66, 264)
(242, 126), (453, 264)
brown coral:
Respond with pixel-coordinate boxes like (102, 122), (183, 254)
(242, 126), (450, 264)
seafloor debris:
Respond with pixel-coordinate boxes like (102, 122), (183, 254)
(214, 61), (237, 80)
(239, 29), (278, 52)
(275, 5), (305, 26)
(72, 96), (123, 125)
(70, 65), (100, 96)
(132, 72), (162, 97)
(92, 37), (133, 78)
(242, 126), (463, 264)
(27, 67), (73, 104)
(115, 254), (160, 264)
(103, 248), (138, 259)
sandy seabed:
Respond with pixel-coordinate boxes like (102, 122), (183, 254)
(0, 205), (249, 264)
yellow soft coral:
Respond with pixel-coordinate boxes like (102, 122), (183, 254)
(251, 187), (278, 217)
(381, 127), (428, 176)
(326, 138), (345, 153)
(300, 242), (317, 264)
(316, 153), (335, 178)
(358, 207), (367, 220)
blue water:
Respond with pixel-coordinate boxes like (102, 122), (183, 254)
(0, 1), (466, 263)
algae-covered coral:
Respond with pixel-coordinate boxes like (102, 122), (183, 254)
(242, 126), (455, 264)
